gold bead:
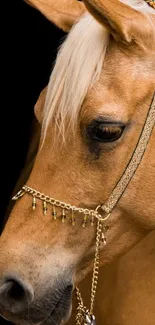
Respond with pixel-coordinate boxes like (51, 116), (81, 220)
(52, 206), (57, 220)
(70, 211), (75, 226)
(43, 201), (47, 215)
(101, 233), (107, 245)
(32, 196), (36, 211)
(90, 215), (95, 226)
(61, 208), (66, 223)
(82, 215), (88, 228)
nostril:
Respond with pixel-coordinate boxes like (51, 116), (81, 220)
(8, 280), (25, 301)
(0, 278), (34, 313)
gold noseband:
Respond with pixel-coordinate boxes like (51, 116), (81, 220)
(13, 94), (155, 220)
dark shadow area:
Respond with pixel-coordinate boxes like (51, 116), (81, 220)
(1, 0), (65, 323)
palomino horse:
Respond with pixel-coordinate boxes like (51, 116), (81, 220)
(0, 0), (155, 325)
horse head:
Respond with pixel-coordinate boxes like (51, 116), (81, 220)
(0, 1), (154, 324)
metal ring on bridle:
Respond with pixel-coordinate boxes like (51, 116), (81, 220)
(95, 206), (111, 222)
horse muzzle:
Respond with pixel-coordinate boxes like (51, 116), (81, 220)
(0, 274), (73, 325)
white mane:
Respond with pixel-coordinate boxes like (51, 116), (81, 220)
(42, 1), (154, 143)
(42, 14), (109, 143)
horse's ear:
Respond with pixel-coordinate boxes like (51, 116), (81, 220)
(25, 0), (86, 32)
(83, 0), (155, 50)
(34, 87), (47, 123)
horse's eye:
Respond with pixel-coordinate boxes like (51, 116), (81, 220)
(87, 123), (125, 142)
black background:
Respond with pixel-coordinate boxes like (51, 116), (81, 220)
(1, 0), (65, 323)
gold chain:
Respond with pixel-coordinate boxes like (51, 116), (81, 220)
(13, 186), (109, 325)
(13, 185), (110, 222)
(75, 93), (155, 322)
(90, 220), (103, 315)
(76, 219), (103, 325)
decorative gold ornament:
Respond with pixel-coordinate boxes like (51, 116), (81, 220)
(32, 196), (36, 210)
(70, 210), (76, 226)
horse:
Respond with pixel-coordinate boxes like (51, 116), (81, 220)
(0, 0), (155, 325)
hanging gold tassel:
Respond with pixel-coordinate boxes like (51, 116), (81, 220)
(90, 215), (95, 226)
(101, 225), (109, 245)
(70, 210), (76, 226)
(52, 206), (57, 220)
(32, 196), (36, 210)
(43, 201), (47, 215)
(101, 233), (107, 245)
(82, 215), (88, 228)
(61, 208), (66, 223)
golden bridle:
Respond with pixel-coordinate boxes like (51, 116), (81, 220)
(12, 3), (155, 323)
(13, 91), (155, 324)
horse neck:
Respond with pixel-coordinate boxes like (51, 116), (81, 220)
(69, 230), (155, 325)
